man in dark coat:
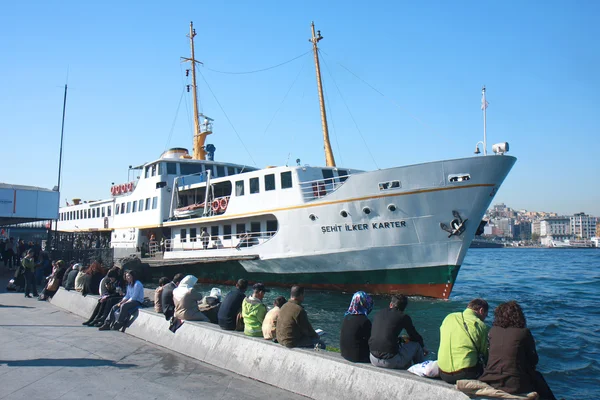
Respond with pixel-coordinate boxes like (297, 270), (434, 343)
(276, 286), (325, 349)
(217, 279), (248, 330)
(161, 273), (184, 319)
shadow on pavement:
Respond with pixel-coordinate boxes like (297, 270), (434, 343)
(0, 358), (137, 368)
(0, 304), (34, 309)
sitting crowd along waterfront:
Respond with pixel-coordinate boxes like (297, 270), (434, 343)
(13, 253), (557, 400)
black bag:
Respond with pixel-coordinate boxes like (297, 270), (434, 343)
(164, 304), (175, 320)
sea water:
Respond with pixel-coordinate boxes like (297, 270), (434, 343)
(191, 248), (600, 399)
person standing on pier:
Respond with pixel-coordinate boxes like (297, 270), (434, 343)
(368, 295), (426, 369)
(21, 249), (38, 298)
(437, 298), (489, 384)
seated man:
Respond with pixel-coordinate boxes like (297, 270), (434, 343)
(368, 294), (426, 369)
(437, 298), (489, 384)
(217, 279), (248, 330)
(161, 273), (185, 320)
(198, 287), (222, 324)
(276, 286), (325, 349)
(241, 283), (269, 337)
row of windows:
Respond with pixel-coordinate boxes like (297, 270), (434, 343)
(60, 206), (112, 221)
(115, 197), (158, 215)
(179, 220), (278, 242)
(145, 162), (256, 179)
(235, 171), (293, 196)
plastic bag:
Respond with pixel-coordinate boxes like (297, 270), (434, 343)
(408, 360), (440, 378)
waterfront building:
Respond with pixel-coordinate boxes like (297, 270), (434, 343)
(515, 221), (531, 240)
(492, 217), (514, 237)
(540, 217), (572, 246)
(570, 213), (597, 239)
(531, 220), (541, 236)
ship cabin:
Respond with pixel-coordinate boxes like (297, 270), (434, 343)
(162, 162), (363, 253)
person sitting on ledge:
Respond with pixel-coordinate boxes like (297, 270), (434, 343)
(172, 275), (209, 322)
(198, 287), (222, 324)
(99, 270), (144, 331)
(38, 260), (67, 301)
(276, 286), (325, 349)
(218, 279), (248, 330)
(479, 301), (556, 400)
(154, 277), (169, 313)
(262, 296), (287, 340)
(161, 273), (185, 320)
(62, 261), (78, 290)
(74, 264), (88, 292)
(369, 294), (427, 369)
(83, 268), (120, 326)
(340, 291), (374, 363)
(82, 261), (106, 296)
(437, 298), (489, 384)
(242, 283), (269, 337)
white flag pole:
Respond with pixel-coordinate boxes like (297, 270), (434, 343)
(482, 85), (487, 156)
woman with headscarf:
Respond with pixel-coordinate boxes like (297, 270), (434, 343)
(173, 275), (209, 322)
(340, 291), (374, 362)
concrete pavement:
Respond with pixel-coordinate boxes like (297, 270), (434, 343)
(0, 285), (306, 400)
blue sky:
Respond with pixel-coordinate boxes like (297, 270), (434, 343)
(1, 0), (598, 216)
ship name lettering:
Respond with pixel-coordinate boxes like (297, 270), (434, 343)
(372, 221), (407, 229)
(321, 225), (343, 234)
(320, 220), (406, 234)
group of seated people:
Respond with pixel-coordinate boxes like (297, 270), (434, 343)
(339, 292), (556, 400)
(153, 275), (326, 349)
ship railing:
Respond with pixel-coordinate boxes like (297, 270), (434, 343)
(299, 175), (349, 201)
(164, 229), (277, 252)
(148, 240), (159, 257)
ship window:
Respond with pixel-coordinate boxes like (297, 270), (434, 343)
(102, 207), (106, 217)
(236, 223), (246, 237)
(151, 164), (157, 177)
(180, 229), (187, 243)
(281, 171), (292, 189)
(265, 174), (275, 191)
(190, 228), (197, 242)
(216, 165), (225, 177)
(338, 169), (349, 182)
(145, 198), (150, 210)
(126, 202), (131, 213)
(224, 224), (232, 240)
(132, 201), (137, 213)
(166, 162), (177, 175)
(180, 163), (203, 175)
(145, 166), (150, 179)
(251, 222), (261, 235)
(138, 199), (143, 212)
(235, 180), (245, 196)
(322, 169), (334, 180)
(211, 226), (219, 239)
(107, 206), (112, 216)
(250, 177), (259, 194)
(152, 196), (158, 209)
(115, 206), (120, 215)
(77, 210), (80, 219)
(378, 180), (401, 191)
(266, 220), (278, 235)
(227, 167), (235, 176)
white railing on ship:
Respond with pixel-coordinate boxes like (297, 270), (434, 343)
(163, 229), (277, 252)
(299, 175), (349, 201)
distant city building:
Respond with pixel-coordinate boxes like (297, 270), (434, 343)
(531, 220), (541, 236)
(540, 217), (572, 246)
(515, 221), (532, 240)
(597, 221), (600, 238)
(570, 213), (598, 239)
(492, 218), (514, 237)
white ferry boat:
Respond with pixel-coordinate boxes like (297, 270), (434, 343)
(55, 22), (516, 299)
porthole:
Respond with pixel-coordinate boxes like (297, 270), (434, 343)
(388, 204), (397, 212)
(363, 207), (371, 215)
(340, 210), (348, 218)
(309, 214), (317, 221)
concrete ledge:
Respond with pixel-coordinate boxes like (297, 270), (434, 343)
(50, 288), (468, 400)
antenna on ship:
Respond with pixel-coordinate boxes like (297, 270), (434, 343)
(182, 21), (213, 160)
(475, 86), (489, 155)
(310, 22), (336, 167)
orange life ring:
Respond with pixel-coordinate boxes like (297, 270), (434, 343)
(219, 197), (228, 211)
(312, 182), (319, 197)
(115, 185), (121, 194)
(212, 199), (220, 212)
(127, 182), (133, 191)
(318, 182), (326, 197)
(110, 186), (115, 195)
(121, 183), (127, 193)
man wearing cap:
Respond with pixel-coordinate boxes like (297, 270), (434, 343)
(218, 279), (248, 330)
(277, 286), (325, 349)
(242, 283), (269, 337)
(21, 249), (38, 298)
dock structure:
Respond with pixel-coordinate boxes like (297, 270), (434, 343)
(48, 288), (470, 400)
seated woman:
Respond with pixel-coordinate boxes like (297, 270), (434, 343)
(38, 260), (67, 301)
(74, 264), (88, 292)
(83, 268), (120, 326)
(82, 261), (106, 296)
(340, 291), (374, 362)
(479, 301), (556, 400)
(172, 275), (209, 322)
(99, 270), (144, 331)
(262, 296), (287, 340)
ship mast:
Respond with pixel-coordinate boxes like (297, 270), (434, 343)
(182, 21), (212, 160)
(310, 22), (336, 167)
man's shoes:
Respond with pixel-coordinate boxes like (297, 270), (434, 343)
(111, 323), (123, 331)
(98, 324), (111, 331)
(82, 321), (91, 326)
(93, 321), (104, 327)
(24, 294), (32, 298)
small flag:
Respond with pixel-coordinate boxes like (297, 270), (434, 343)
(481, 97), (489, 110)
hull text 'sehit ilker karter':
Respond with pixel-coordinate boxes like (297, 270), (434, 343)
(55, 22), (515, 299)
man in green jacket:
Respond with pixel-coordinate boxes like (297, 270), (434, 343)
(21, 249), (38, 298)
(276, 286), (325, 349)
(241, 283), (269, 337)
(437, 298), (489, 384)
